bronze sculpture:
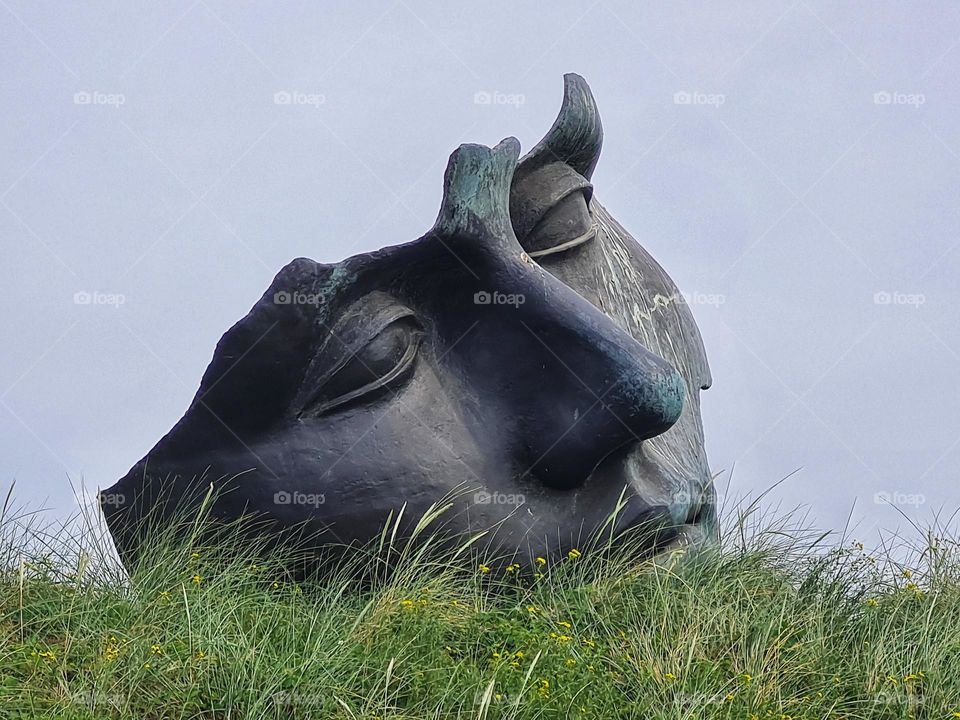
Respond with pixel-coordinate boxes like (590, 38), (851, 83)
(103, 74), (715, 570)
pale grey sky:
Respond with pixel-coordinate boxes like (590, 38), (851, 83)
(2, 1), (959, 544)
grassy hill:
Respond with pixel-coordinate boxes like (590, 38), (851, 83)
(1, 502), (958, 719)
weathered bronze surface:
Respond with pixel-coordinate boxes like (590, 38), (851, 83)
(103, 74), (715, 569)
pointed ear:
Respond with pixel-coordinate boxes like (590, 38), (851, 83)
(517, 73), (603, 181)
(432, 137), (521, 245)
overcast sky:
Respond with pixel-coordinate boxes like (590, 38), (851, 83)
(2, 1), (959, 547)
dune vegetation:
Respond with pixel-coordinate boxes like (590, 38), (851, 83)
(1, 489), (958, 719)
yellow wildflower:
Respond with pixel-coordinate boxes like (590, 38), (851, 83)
(505, 563), (520, 573)
(535, 557), (546, 566)
(191, 574), (201, 585)
(567, 548), (582, 560)
(478, 564), (490, 574)
(150, 644), (163, 656)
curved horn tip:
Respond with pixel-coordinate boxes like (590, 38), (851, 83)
(518, 73), (603, 180)
(562, 72), (591, 95)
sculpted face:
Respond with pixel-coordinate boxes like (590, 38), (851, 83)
(104, 75), (714, 569)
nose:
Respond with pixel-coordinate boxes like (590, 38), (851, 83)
(456, 272), (684, 490)
(512, 285), (684, 489)
(431, 138), (684, 490)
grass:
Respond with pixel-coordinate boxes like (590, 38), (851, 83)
(1, 492), (959, 719)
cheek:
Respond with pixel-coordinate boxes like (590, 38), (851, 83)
(290, 369), (488, 502)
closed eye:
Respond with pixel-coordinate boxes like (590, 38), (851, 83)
(300, 317), (423, 416)
(524, 189), (596, 259)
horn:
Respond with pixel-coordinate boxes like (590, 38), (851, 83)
(518, 73), (603, 180)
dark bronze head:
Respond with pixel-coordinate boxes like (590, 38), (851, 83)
(103, 75), (714, 570)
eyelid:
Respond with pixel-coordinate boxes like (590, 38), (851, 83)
(528, 223), (598, 259)
(294, 292), (421, 416)
(318, 305), (417, 383)
(305, 322), (423, 416)
(525, 188), (596, 258)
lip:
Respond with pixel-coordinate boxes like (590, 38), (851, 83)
(582, 444), (698, 547)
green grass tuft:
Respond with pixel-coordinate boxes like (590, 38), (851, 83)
(1, 495), (959, 719)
